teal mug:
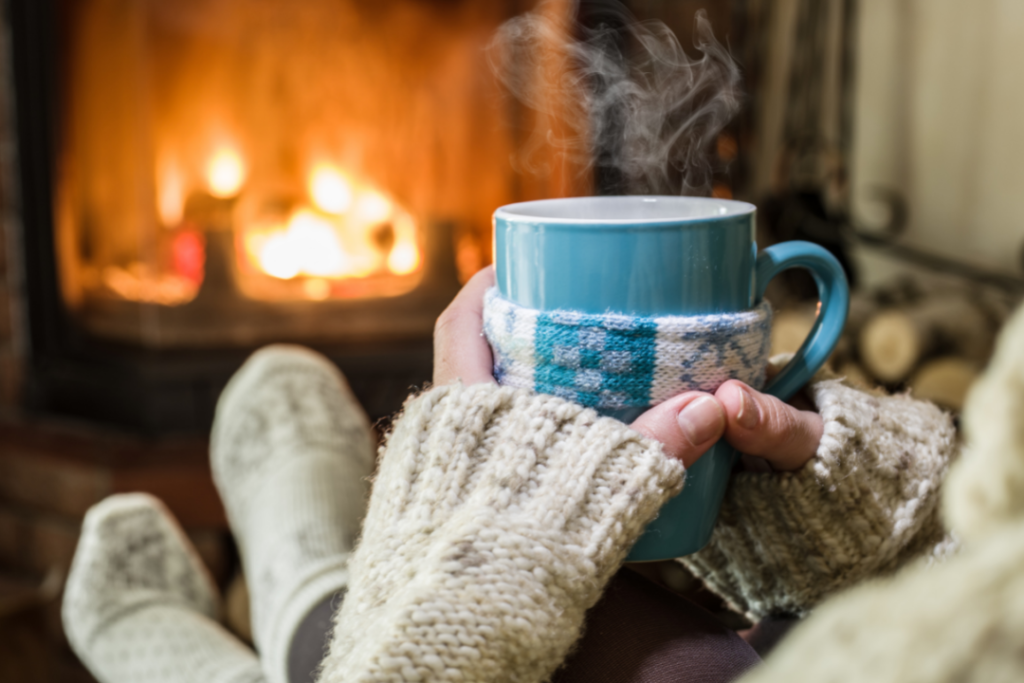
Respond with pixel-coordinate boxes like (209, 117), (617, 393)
(492, 196), (849, 561)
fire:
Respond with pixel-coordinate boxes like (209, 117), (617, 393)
(354, 191), (392, 223)
(157, 155), (185, 226)
(387, 241), (419, 275)
(254, 209), (362, 280)
(206, 146), (246, 198)
(238, 165), (421, 290)
(309, 165), (353, 214)
(101, 264), (199, 306)
(146, 150), (423, 302)
(387, 214), (421, 275)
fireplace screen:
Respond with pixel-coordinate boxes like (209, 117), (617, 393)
(53, 0), (578, 348)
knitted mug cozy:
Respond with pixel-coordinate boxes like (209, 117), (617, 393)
(483, 287), (774, 410)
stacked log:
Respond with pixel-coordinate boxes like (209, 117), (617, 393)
(771, 276), (1018, 411)
(909, 357), (980, 410)
(770, 306), (817, 357)
(859, 296), (994, 384)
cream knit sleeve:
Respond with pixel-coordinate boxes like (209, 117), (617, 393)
(319, 382), (685, 683)
(737, 303), (1024, 683)
(679, 374), (959, 620)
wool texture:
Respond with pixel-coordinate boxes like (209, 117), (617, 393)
(680, 364), (959, 620)
(210, 345), (375, 683)
(944, 301), (1024, 543)
(738, 520), (1024, 683)
(318, 382), (686, 683)
(483, 287), (773, 410)
(62, 494), (267, 683)
(736, 303), (1024, 683)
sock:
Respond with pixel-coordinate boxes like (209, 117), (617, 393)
(210, 345), (376, 683)
(62, 493), (266, 683)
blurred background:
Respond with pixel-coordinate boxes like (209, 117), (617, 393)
(1, 0), (1022, 679)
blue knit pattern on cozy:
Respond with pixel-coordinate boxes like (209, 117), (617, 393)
(483, 287), (774, 410)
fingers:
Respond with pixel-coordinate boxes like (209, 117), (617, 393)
(433, 266), (498, 386)
(630, 392), (725, 468)
(715, 380), (823, 471)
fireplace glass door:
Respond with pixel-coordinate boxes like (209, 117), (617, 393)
(53, 0), (579, 348)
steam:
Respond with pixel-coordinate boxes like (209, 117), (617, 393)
(487, 2), (742, 196)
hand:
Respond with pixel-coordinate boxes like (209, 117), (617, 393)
(433, 266), (498, 387)
(434, 268), (823, 472)
(433, 267), (725, 467)
(629, 392), (726, 468)
(715, 379), (824, 471)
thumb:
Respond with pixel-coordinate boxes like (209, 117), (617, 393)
(715, 380), (823, 471)
(630, 392), (725, 468)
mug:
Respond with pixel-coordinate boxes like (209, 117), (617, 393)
(491, 195), (849, 561)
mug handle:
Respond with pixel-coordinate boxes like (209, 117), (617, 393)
(755, 241), (850, 402)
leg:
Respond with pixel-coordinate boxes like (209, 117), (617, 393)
(286, 589), (344, 683)
(62, 493), (266, 683)
(211, 345), (376, 683)
(740, 615), (801, 658)
(552, 567), (761, 683)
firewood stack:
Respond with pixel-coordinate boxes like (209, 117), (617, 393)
(770, 276), (1021, 412)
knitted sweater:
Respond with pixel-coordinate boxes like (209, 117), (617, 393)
(318, 361), (959, 682)
(319, 385), (686, 682)
(736, 301), (1024, 683)
(681, 368), (959, 620)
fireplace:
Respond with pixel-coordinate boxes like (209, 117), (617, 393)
(8, 0), (590, 432)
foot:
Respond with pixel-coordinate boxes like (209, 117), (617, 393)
(62, 493), (266, 683)
(211, 345), (376, 683)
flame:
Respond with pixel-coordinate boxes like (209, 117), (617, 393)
(354, 191), (392, 223)
(237, 166), (422, 293)
(249, 208), (380, 281)
(258, 232), (301, 280)
(387, 241), (419, 274)
(171, 230), (205, 284)
(387, 214), (420, 275)
(303, 278), (331, 300)
(255, 210), (346, 279)
(309, 164), (353, 214)
(102, 263), (198, 306)
(285, 209), (349, 276)
(206, 146), (246, 198)
(157, 156), (185, 226)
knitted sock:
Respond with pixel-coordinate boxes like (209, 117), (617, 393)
(483, 287), (773, 411)
(62, 493), (266, 683)
(210, 345), (376, 683)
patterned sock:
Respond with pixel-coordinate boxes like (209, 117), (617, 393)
(210, 345), (376, 683)
(62, 493), (266, 683)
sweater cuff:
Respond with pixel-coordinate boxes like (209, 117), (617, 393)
(322, 382), (686, 683)
(679, 374), (959, 619)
